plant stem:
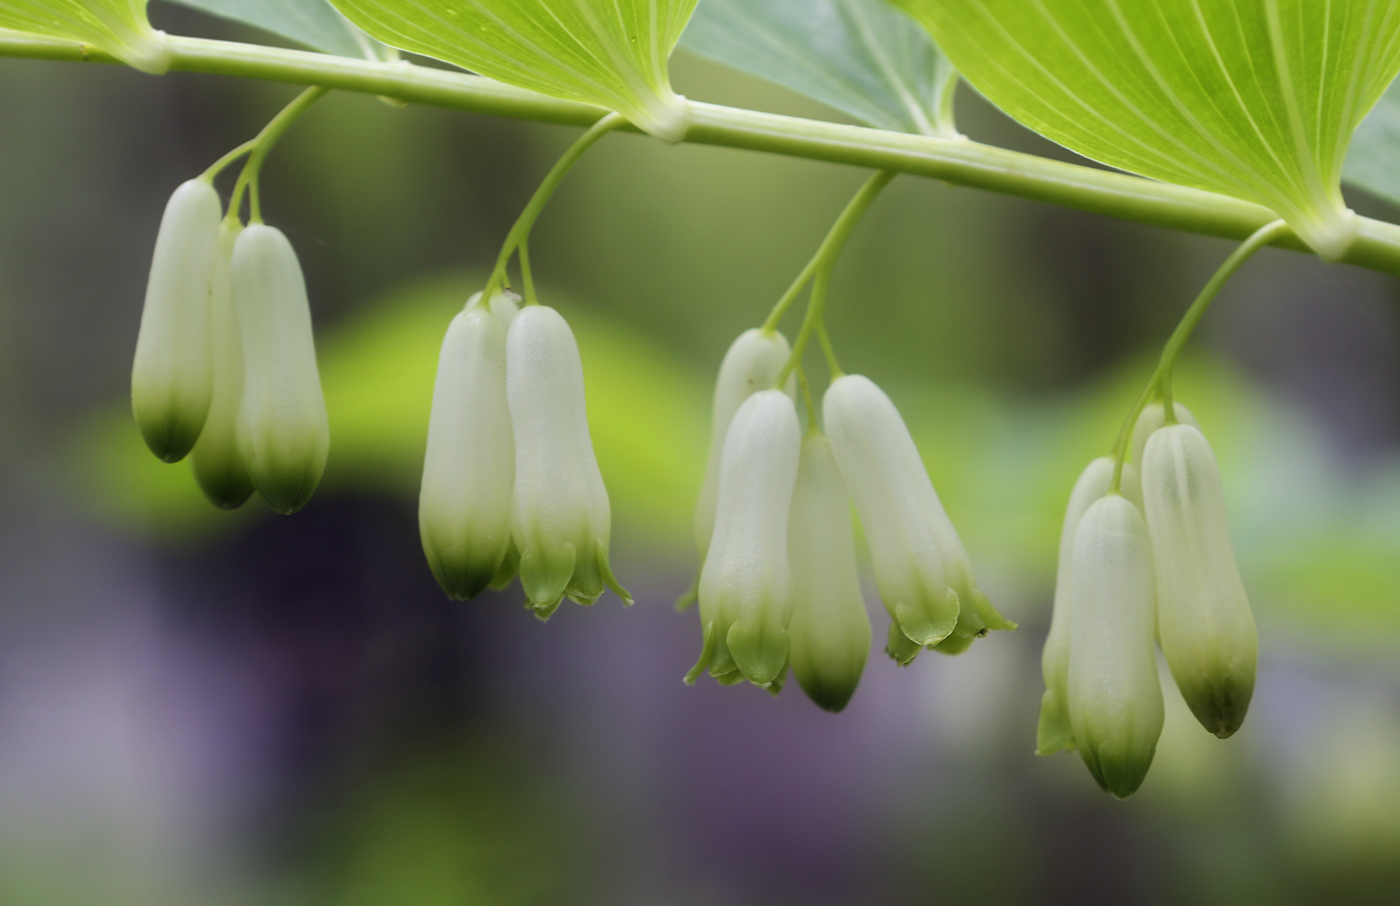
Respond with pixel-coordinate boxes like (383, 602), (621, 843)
(796, 367), (821, 433)
(227, 86), (328, 223)
(483, 112), (625, 302)
(817, 321), (843, 378)
(201, 139), (256, 182)
(776, 171), (895, 387)
(5, 33), (1400, 274)
(1109, 219), (1291, 492)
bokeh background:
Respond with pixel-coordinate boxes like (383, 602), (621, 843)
(1, 4), (1399, 904)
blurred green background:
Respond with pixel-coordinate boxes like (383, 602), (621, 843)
(0, 4), (1398, 904)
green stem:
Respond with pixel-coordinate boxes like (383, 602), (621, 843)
(227, 86), (328, 223)
(482, 112), (625, 302)
(518, 241), (538, 306)
(761, 254), (821, 334)
(817, 320), (843, 378)
(6, 34), (1400, 274)
(776, 171), (895, 387)
(201, 139), (256, 182)
(796, 366), (820, 434)
(1109, 219), (1290, 492)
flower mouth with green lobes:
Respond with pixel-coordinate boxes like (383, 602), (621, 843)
(890, 0), (1400, 262)
(327, 0), (698, 141)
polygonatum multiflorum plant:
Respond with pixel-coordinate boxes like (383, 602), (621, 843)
(5, 0), (1400, 798)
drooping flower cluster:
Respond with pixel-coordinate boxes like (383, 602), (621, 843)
(1039, 402), (1257, 798)
(132, 179), (328, 514)
(686, 330), (1014, 711)
(419, 294), (629, 618)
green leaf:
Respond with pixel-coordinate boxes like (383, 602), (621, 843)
(325, 0), (698, 140)
(1346, 76), (1400, 209)
(680, 0), (958, 138)
(162, 0), (391, 60)
(0, 0), (169, 72)
(892, 0), (1400, 261)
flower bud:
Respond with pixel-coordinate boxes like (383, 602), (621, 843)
(823, 374), (1011, 665)
(131, 179), (220, 463)
(787, 434), (871, 712)
(419, 292), (516, 600)
(1141, 424), (1257, 738)
(507, 305), (629, 617)
(681, 328), (795, 609)
(689, 390), (801, 689)
(1069, 494), (1164, 799)
(1038, 456), (1140, 755)
(232, 224), (329, 515)
(190, 219), (254, 509)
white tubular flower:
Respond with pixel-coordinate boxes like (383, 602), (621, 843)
(683, 328), (794, 608)
(823, 374), (1012, 666)
(1141, 423), (1257, 738)
(419, 292), (517, 600)
(1037, 456), (1140, 756)
(690, 390), (801, 689)
(231, 224), (329, 515)
(1069, 494), (1164, 799)
(1127, 401), (1198, 501)
(507, 305), (629, 617)
(190, 219), (254, 509)
(787, 434), (871, 712)
(1131, 402), (1198, 469)
(131, 179), (220, 463)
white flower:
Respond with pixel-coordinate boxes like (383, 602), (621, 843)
(685, 327), (794, 607)
(1038, 456), (1140, 755)
(787, 433), (871, 711)
(1127, 401), (1198, 500)
(1068, 494), (1164, 799)
(507, 305), (628, 617)
(231, 224), (329, 515)
(1141, 423), (1257, 738)
(419, 291), (520, 600)
(691, 389), (801, 689)
(190, 219), (254, 509)
(131, 179), (220, 463)
(823, 374), (1011, 665)
(1131, 401), (1198, 470)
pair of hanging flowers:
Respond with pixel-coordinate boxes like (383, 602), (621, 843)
(419, 291), (629, 617)
(1040, 402), (1256, 798)
(131, 176), (328, 515)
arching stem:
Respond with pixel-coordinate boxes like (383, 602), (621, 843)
(775, 171), (895, 387)
(227, 86), (329, 224)
(1109, 219), (1290, 492)
(483, 113), (626, 303)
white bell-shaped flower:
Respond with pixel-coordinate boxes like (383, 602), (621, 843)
(1069, 494), (1164, 799)
(231, 224), (329, 515)
(692, 328), (796, 565)
(1141, 423), (1257, 738)
(190, 219), (254, 509)
(787, 433), (871, 712)
(131, 179), (220, 463)
(690, 389), (801, 690)
(823, 374), (1011, 665)
(1038, 456), (1140, 755)
(507, 305), (629, 617)
(1131, 401), (1198, 469)
(419, 291), (520, 600)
